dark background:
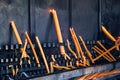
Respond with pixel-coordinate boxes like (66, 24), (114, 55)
(0, 0), (120, 45)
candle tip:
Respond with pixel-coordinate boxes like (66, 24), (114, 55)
(48, 8), (55, 13)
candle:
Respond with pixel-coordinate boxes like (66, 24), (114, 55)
(25, 32), (40, 67)
(102, 26), (116, 42)
(102, 26), (119, 50)
(49, 9), (70, 60)
(35, 36), (50, 73)
(10, 21), (22, 44)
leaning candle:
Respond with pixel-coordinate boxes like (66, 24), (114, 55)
(102, 25), (119, 50)
(102, 26), (116, 42)
(25, 32), (40, 67)
(35, 36), (50, 73)
(10, 21), (22, 44)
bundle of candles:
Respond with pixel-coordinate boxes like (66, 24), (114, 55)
(0, 9), (120, 79)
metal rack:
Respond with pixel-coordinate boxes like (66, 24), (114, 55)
(0, 40), (120, 80)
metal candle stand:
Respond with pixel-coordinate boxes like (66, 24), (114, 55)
(0, 40), (119, 79)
